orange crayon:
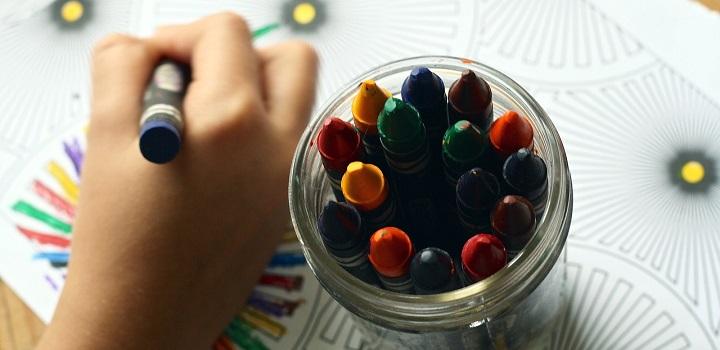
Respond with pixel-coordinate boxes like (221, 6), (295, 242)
(368, 227), (415, 293)
(341, 161), (398, 232)
(352, 80), (392, 165)
(489, 110), (534, 158)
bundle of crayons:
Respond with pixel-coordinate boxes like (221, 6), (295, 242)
(316, 67), (548, 294)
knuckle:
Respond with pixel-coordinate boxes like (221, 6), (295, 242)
(225, 91), (263, 118)
(286, 41), (318, 68)
(93, 33), (137, 56)
(210, 12), (250, 35)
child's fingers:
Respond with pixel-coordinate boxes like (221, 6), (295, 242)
(257, 41), (318, 137)
(148, 12), (261, 100)
(89, 34), (160, 141)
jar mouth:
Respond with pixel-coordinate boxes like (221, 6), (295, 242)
(289, 56), (573, 330)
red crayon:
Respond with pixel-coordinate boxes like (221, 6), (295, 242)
(447, 70), (493, 130)
(461, 233), (507, 283)
(491, 195), (536, 254)
(317, 117), (364, 200)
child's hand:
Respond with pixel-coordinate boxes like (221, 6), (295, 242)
(37, 13), (317, 350)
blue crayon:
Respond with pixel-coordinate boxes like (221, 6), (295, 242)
(401, 67), (448, 163)
(139, 59), (190, 164)
(267, 251), (306, 268)
(410, 247), (462, 294)
(456, 168), (502, 236)
(503, 148), (548, 217)
(318, 201), (381, 286)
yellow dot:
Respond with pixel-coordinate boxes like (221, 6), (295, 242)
(681, 161), (705, 184)
(293, 2), (316, 25)
(61, 0), (84, 23)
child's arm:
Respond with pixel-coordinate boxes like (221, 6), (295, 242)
(36, 12), (317, 350)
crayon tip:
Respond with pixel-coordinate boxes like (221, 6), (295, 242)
(341, 162), (388, 211)
(401, 67), (445, 107)
(442, 120), (485, 163)
(369, 227), (414, 278)
(491, 195), (536, 250)
(377, 98), (425, 153)
(503, 148), (547, 193)
(489, 111), (534, 157)
(448, 70), (492, 115)
(318, 201), (362, 248)
(461, 233), (507, 283)
(457, 168), (502, 210)
(317, 117), (363, 171)
(410, 247), (456, 293)
(352, 80), (392, 134)
(139, 119), (181, 164)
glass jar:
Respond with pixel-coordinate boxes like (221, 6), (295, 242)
(289, 56), (573, 349)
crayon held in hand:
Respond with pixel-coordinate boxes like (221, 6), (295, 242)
(341, 161), (399, 233)
(503, 148), (548, 216)
(447, 70), (493, 130)
(318, 201), (380, 286)
(410, 247), (461, 294)
(352, 80), (392, 166)
(317, 117), (364, 201)
(368, 227), (415, 293)
(139, 59), (190, 164)
(460, 233), (507, 283)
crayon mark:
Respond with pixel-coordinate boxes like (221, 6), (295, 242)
(239, 306), (287, 339)
(252, 22), (280, 39)
(258, 273), (303, 291)
(282, 0), (326, 32)
(44, 275), (58, 291)
(268, 251), (306, 268)
(63, 138), (84, 177)
(52, 0), (92, 29)
(47, 161), (79, 204)
(247, 290), (304, 318)
(16, 226), (71, 249)
(213, 336), (234, 350)
(12, 200), (72, 234)
(33, 179), (75, 219)
(33, 251), (70, 265)
(225, 317), (269, 350)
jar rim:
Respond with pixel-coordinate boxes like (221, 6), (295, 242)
(289, 55), (573, 330)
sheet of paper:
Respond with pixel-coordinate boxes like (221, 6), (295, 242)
(1, 0), (719, 349)
(587, 0), (720, 104)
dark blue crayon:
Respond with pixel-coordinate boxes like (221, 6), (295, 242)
(456, 168), (502, 236)
(267, 251), (306, 268)
(503, 148), (548, 217)
(318, 201), (381, 286)
(410, 247), (462, 294)
(139, 59), (190, 164)
(401, 67), (448, 168)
